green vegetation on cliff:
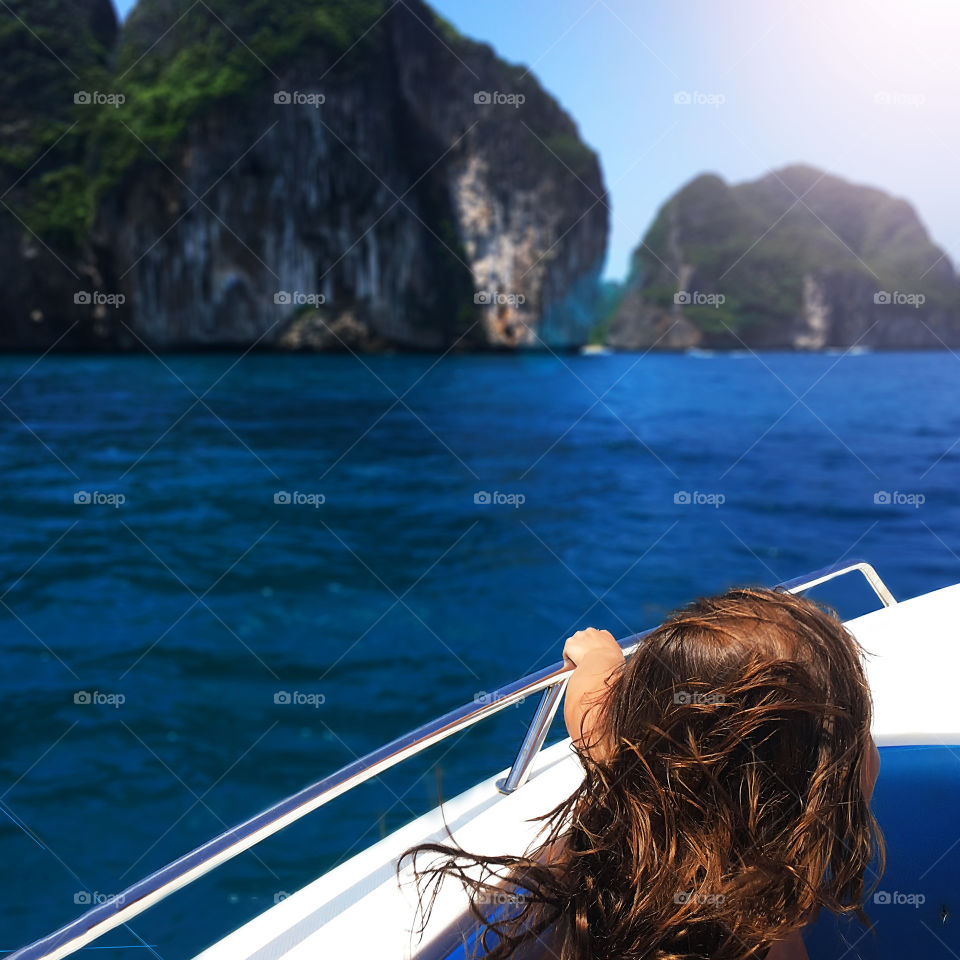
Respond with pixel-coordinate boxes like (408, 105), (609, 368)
(2, 0), (389, 247)
(0, 0), (116, 245)
(111, 0), (387, 155)
(3, 0), (600, 255)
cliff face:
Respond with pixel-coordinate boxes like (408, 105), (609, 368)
(0, 0), (118, 350)
(0, 0), (608, 352)
(609, 165), (960, 350)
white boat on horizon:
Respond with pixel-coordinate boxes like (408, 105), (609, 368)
(10, 561), (960, 960)
(825, 345), (873, 356)
(578, 343), (612, 356)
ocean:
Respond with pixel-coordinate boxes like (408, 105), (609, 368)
(2, 350), (958, 956)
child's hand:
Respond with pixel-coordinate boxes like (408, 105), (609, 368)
(562, 628), (625, 762)
(563, 627), (624, 670)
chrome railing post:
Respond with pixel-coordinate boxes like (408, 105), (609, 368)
(496, 679), (568, 795)
(495, 629), (649, 796)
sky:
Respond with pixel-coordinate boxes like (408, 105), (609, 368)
(110, 0), (960, 281)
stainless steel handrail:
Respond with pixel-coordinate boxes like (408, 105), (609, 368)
(7, 658), (589, 960)
(775, 560), (896, 607)
(9, 560), (894, 960)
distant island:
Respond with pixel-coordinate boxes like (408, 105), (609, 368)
(608, 165), (960, 351)
(2, 2), (958, 353)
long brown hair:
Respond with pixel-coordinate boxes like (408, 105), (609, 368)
(398, 587), (886, 960)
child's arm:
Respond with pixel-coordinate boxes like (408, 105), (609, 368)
(562, 628), (625, 761)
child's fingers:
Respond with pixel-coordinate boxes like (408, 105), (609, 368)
(563, 627), (618, 666)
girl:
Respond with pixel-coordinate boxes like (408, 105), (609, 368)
(403, 587), (884, 959)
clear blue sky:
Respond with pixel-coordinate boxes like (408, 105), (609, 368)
(110, 0), (960, 281)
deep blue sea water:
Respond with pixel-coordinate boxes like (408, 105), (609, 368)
(2, 350), (959, 957)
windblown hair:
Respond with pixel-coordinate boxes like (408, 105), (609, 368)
(398, 588), (885, 960)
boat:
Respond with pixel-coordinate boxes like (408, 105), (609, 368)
(825, 345), (872, 356)
(10, 561), (960, 960)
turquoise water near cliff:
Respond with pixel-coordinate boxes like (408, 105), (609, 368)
(2, 350), (959, 956)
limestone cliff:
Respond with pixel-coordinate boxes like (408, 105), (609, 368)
(0, 0), (608, 351)
(609, 165), (960, 350)
(0, 0), (118, 348)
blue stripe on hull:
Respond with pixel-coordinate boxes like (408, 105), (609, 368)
(806, 743), (960, 958)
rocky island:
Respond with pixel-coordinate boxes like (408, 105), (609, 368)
(609, 165), (960, 351)
(0, 0), (608, 352)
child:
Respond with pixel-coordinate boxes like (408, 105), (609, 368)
(403, 587), (884, 960)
